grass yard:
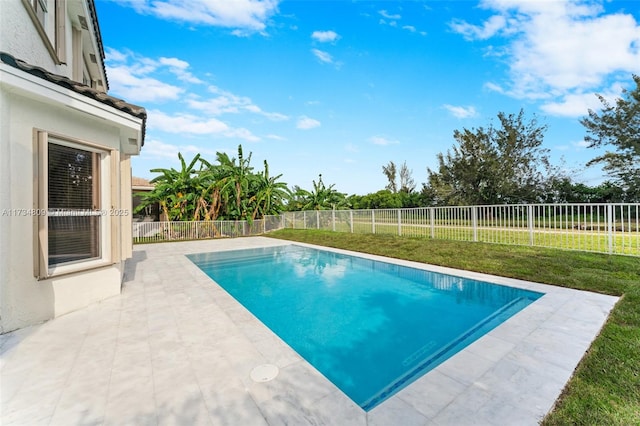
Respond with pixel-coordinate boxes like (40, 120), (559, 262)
(297, 219), (640, 256)
(268, 229), (640, 426)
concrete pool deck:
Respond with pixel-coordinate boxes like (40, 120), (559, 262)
(1, 237), (619, 425)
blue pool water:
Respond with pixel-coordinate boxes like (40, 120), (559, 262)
(187, 245), (543, 410)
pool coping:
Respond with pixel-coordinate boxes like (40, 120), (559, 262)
(0, 236), (619, 425)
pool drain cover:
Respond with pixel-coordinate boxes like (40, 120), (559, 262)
(251, 364), (279, 382)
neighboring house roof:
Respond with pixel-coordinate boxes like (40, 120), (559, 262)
(0, 51), (146, 146)
(132, 177), (154, 189)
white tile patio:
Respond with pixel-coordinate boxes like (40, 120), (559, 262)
(0, 237), (619, 425)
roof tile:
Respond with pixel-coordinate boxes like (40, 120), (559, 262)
(1, 51), (146, 146)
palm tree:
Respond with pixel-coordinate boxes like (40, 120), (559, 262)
(135, 153), (201, 221)
(293, 174), (349, 210)
(250, 160), (291, 219)
(139, 145), (290, 222)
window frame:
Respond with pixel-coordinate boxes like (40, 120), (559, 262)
(33, 0), (47, 27)
(22, 0), (67, 65)
(34, 130), (115, 279)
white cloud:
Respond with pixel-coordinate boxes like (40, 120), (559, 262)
(266, 134), (287, 141)
(443, 104), (478, 119)
(379, 18), (399, 27)
(311, 30), (340, 43)
(226, 127), (261, 141)
(105, 48), (127, 62)
(370, 136), (399, 146)
(483, 81), (505, 93)
(148, 109), (259, 141)
(540, 84), (624, 118)
(539, 93), (600, 117)
(453, 0), (640, 116)
(105, 48), (204, 101)
(379, 10), (401, 20)
(159, 57), (203, 83)
(311, 48), (333, 64)
(106, 65), (184, 102)
(509, 13), (639, 96)
(378, 11), (425, 33)
(297, 116), (321, 129)
(450, 15), (506, 40)
(142, 139), (219, 160)
(105, 48), (284, 146)
(158, 57), (189, 69)
(107, 48), (288, 137)
(148, 110), (229, 134)
(259, 110), (290, 121)
(188, 92), (246, 114)
(140, 139), (183, 159)
(345, 143), (359, 153)
(555, 139), (592, 152)
(187, 85), (288, 120)
(119, 0), (281, 34)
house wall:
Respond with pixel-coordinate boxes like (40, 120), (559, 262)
(0, 85), (137, 333)
(0, 0), (143, 333)
(1, 0), (108, 91)
(0, 0), (68, 76)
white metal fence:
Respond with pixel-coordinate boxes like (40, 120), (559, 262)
(131, 204), (639, 256)
(132, 215), (284, 243)
(282, 204), (640, 257)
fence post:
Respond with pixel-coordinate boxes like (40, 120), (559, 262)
(316, 210), (320, 229)
(429, 207), (435, 239)
(372, 210), (376, 234)
(397, 209), (402, 236)
(607, 203), (613, 254)
(350, 210), (354, 233)
(332, 209), (336, 232)
(528, 205), (534, 246)
(263, 218), (266, 234)
(471, 207), (478, 242)
(303, 211), (306, 229)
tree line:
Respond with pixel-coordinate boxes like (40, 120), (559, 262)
(137, 75), (639, 219)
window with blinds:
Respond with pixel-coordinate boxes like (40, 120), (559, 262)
(47, 142), (101, 266)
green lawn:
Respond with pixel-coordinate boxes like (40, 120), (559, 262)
(291, 219), (640, 256)
(268, 229), (640, 425)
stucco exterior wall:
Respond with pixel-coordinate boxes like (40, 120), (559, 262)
(0, 0), (69, 77)
(0, 69), (139, 332)
(0, 0), (143, 334)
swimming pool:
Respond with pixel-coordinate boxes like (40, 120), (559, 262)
(187, 245), (543, 410)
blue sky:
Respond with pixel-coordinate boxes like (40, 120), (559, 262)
(96, 0), (640, 195)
